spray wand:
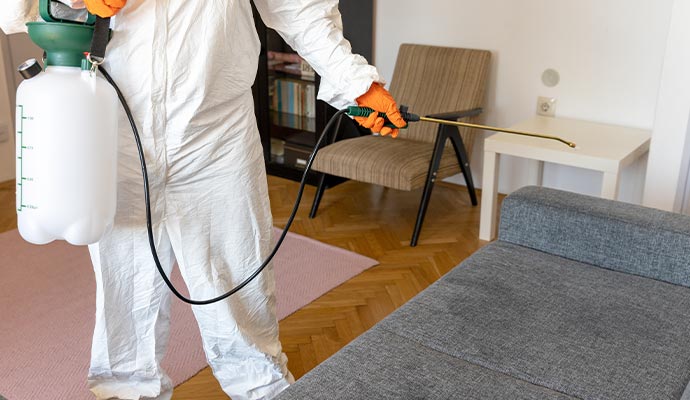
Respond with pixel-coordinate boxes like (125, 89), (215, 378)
(346, 106), (577, 148)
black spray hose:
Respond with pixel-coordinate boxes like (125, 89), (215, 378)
(100, 66), (347, 305)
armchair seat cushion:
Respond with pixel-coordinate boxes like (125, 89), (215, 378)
(312, 135), (461, 191)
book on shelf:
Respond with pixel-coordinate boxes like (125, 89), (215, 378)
(270, 110), (316, 133)
(268, 51), (315, 81)
(268, 51), (302, 63)
(270, 78), (316, 120)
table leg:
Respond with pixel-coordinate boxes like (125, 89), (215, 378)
(480, 151), (500, 241)
(601, 170), (620, 200)
(528, 160), (544, 186)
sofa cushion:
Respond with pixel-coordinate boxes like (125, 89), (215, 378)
(378, 242), (690, 399)
(279, 241), (690, 399)
(499, 186), (690, 287)
(277, 326), (575, 400)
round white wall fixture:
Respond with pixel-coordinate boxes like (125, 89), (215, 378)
(541, 68), (560, 87)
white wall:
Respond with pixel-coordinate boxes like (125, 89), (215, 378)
(374, 0), (674, 203)
(642, 0), (690, 213)
(682, 122), (690, 214)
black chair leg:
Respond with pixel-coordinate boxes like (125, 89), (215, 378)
(411, 126), (447, 247)
(310, 172), (328, 219)
(449, 128), (478, 206)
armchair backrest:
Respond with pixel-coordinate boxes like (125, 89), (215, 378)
(389, 44), (491, 149)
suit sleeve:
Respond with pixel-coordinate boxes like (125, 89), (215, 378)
(1, 0), (40, 34)
(253, 0), (382, 109)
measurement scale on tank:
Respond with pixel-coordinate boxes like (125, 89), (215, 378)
(16, 104), (37, 212)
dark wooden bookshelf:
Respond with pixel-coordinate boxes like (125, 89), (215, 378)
(251, 0), (374, 185)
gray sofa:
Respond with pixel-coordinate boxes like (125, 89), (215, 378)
(276, 186), (690, 399)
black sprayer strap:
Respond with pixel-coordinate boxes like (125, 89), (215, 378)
(89, 16), (111, 62)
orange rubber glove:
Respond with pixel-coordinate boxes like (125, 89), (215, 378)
(84, 0), (126, 17)
(355, 83), (407, 138)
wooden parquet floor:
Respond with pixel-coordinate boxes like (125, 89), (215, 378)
(0, 180), (17, 232)
(0, 176), (493, 399)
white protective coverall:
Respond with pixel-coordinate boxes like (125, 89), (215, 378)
(1, 1), (381, 399)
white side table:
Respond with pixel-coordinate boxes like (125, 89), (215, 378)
(479, 116), (651, 241)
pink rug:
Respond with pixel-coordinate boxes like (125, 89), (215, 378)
(0, 228), (377, 399)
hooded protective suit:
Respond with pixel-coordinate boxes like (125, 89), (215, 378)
(1, 1), (381, 399)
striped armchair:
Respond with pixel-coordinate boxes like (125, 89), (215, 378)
(310, 44), (492, 246)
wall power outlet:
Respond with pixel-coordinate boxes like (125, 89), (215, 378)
(537, 97), (557, 117)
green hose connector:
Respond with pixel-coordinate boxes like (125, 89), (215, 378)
(346, 106), (416, 129)
(347, 106), (379, 118)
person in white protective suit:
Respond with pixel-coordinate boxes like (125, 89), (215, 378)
(1, 0), (407, 399)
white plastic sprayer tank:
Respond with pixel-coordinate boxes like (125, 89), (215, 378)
(16, 21), (118, 246)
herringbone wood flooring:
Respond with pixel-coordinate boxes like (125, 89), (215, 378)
(0, 176), (494, 399)
(0, 180), (17, 233)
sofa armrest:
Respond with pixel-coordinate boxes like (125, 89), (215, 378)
(426, 108), (482, 121)
(498, 186), (690, 287)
